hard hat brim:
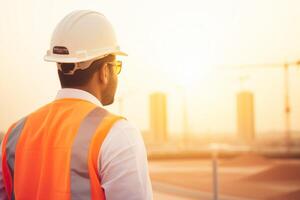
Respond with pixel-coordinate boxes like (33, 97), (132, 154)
(44, 50), (128, 63)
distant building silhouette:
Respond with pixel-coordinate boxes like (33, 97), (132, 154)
(236, 91), (255, 142)
(149, 92), (168, 143)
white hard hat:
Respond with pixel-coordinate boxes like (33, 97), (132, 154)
(44, 10), (127, 63)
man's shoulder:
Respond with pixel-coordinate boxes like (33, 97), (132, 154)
(99, 118), (147, 172)
(103, 118), (144, 148)
(111, 118), (139, 132)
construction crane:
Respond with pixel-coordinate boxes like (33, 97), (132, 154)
(218, 61), (300, 151)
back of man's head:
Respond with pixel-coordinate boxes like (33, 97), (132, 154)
(58, 54), (115, 88)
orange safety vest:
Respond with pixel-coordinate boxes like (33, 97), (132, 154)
(1, 98), (123, 200)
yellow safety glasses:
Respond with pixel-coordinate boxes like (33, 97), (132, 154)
(106, 60), (122, 75)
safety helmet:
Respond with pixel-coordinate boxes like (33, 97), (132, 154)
(44, 10), (127, 64)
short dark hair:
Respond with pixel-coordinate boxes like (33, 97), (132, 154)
(58, 55), (114, 88)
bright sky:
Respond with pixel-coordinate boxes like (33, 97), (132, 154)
(0, 0), (300, 135)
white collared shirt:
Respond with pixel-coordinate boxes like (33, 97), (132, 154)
(0, 88), (153, 200)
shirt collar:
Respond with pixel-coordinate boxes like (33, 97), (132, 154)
(55, 88), (102, 107)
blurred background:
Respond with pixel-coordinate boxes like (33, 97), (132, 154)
(1, 0), (300, 199)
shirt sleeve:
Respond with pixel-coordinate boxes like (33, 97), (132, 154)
(0, 140), (9, 200)
(98, 119), (153, 200)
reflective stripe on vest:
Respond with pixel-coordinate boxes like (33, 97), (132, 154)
(3, 103), (123, 200)
(70, 107), (107, 199)
(5, 117), (27, 200)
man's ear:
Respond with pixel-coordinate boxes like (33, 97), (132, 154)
(98, 63), (109, 85)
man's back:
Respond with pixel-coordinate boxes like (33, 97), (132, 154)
(0, 89), (153, 199)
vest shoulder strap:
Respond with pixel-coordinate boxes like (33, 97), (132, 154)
(88, 113), (125, 199)
(2, 117), (28, 200)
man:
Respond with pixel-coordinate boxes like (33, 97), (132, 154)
(0, 10), (152, 200)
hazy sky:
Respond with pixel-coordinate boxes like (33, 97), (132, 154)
(1, 0), (300, 135)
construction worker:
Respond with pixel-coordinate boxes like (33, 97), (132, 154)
(0, 10), (153, 200)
